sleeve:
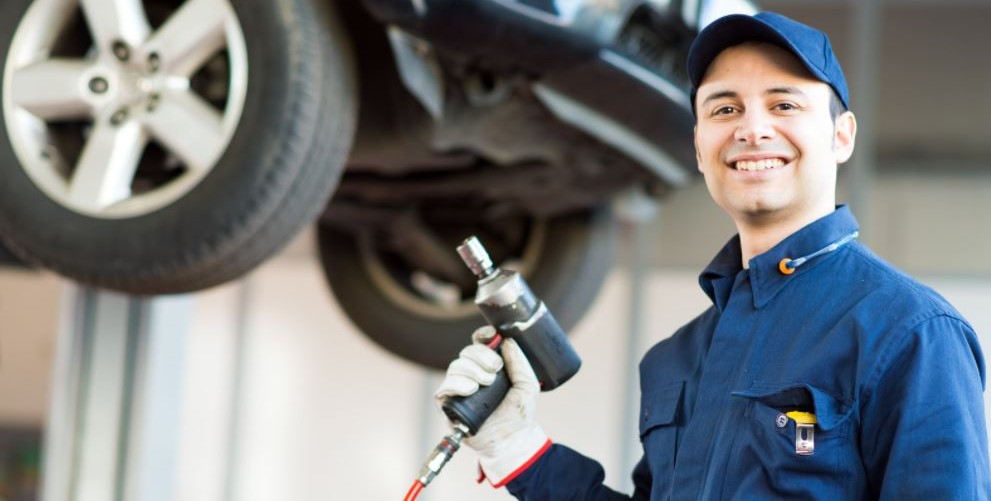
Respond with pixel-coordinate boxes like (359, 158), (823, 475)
(859, 314), (991, 500)
(505, 444), (652, 500)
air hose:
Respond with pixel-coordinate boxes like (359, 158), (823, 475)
(402, 236), (581, 499)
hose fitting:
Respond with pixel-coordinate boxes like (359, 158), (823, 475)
(416, 422), (470, 487)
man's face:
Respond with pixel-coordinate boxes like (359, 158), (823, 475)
(693, 42), (855, 229)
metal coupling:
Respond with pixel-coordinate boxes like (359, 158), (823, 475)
(416, 422), (470, 487)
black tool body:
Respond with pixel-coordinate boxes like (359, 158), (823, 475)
(441, 237), (581, 435)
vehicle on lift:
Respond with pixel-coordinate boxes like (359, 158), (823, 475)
(0, 0), (754, 368)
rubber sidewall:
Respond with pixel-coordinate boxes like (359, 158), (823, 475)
(0, 0), (356, 294)
(318, 207), (617, 370)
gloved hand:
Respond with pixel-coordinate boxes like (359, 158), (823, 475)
(434, 326), (550, 486)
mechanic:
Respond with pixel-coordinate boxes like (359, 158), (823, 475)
(434, 11), (990, 500)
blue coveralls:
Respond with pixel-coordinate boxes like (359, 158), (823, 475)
(507, 206), (990, 500)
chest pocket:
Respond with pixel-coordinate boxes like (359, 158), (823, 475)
(727, 383), (860, 500)
(639, 380), (684, 500)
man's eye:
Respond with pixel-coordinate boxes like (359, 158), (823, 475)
(774, 102), (798, 111)
(712, 106), (737, 116)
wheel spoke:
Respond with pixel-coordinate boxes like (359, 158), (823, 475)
(142, 89), (226, 171)
(68, 121), (147, 211)
(10, 59), (95, 121)
(80, 0), (151, 53)
(147, 0), (231, 78)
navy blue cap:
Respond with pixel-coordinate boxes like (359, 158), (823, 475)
(687, 12), (849, 112)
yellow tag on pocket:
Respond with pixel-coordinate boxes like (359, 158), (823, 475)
(786, 411), (817, 425)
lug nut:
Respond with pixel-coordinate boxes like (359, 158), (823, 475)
(110, 109), (128, 126)
(88, 76), (109, 94)
(146, 93), (161, 112)
(148, 52), (161, 72)
(112, 40), (130, 61)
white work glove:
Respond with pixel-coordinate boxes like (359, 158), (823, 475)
(434, 326), (550, 487)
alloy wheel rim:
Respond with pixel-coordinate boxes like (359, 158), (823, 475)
(2, 0), (249, 218)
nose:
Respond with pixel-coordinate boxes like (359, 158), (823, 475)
(734, 110), (775, 145)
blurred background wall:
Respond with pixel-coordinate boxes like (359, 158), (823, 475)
(2, 0), (991, 500)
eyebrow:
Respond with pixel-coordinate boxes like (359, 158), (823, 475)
(766, 86), (809, 98)
(700, 86), (810, 108)
(700, 90), (738, 108)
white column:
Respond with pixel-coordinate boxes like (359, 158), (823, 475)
(42, 286), (193, 501)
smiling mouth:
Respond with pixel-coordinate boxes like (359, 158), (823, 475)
(733, 158), (787, 171)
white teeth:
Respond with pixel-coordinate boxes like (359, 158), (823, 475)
(734, 158), (786, 171)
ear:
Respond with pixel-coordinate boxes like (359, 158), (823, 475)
(833, 111), (857, 164)
(693, 125), (703, 173)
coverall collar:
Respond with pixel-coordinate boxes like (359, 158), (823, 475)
(700, 205), (860, 311)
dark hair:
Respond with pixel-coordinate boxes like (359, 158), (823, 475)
(829, 90), (847, 120)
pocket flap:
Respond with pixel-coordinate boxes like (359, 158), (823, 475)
(731, 383), (853, 431)
(639, 381), (684, 436)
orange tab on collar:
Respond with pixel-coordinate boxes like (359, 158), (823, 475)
(779, 258), (795, 275)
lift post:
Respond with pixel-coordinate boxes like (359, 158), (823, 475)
(42, 286), (192, 501)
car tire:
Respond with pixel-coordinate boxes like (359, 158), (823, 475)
(0, 0), (356, 294)
(317, 207), (617, 370)
(0, 239), (28, 269)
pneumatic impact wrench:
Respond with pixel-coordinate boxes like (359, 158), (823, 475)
(403, 236), (582, 500)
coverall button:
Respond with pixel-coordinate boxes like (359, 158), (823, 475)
(776, 413), (788, 428)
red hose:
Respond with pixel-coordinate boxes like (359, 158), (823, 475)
(403, 480), (425, 501)
(404, 334), (498, 501)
